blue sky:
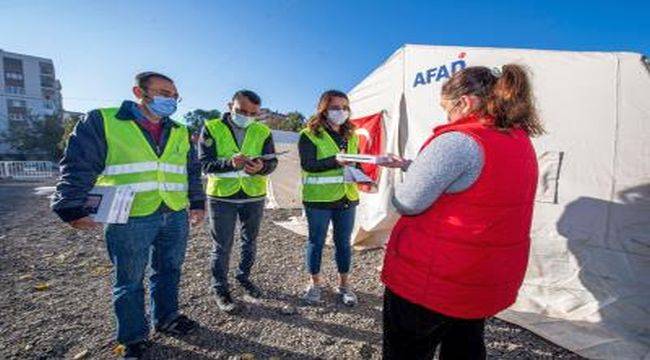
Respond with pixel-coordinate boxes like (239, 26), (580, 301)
(1, 0), (648, 117)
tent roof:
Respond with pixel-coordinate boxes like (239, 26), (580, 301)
(399, 43), (646, 58)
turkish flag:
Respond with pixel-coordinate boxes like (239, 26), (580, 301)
(350, 112), (384, 192)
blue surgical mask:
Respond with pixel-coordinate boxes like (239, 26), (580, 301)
(231, 111), (255, 128)
(146, 96), (177, 117)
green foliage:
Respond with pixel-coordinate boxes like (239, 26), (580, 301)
(183, 109), (221, 134)
(264, 111), (305, 132)
(1, 113), (66, 160)
(282, 111), (306, 132)
(59, 114), (84, 151)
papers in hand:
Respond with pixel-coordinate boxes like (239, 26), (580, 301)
(247, 150), (290, 161)
(344, 166), (374, 184)
(84, 186), (135, 224)
(336, 153), (392, 165)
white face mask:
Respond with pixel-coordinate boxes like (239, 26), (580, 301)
(231, 111), (254, 128)
(327, 109), (349, 125)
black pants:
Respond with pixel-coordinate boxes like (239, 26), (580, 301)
(208, 199), (264, 294)
(383, 288), (486, 360)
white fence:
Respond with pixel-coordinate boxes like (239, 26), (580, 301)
(0, 161), (58, 180)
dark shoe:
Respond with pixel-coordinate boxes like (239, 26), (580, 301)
(155, 314), (197, 336)
(238, 279), (263, 301)
(122, 340), (149, 359)
(215, 292), (237, 312)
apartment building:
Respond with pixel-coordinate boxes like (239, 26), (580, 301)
(0, 49), (63, 157)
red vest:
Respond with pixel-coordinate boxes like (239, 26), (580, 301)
(381, 115), (538, 319)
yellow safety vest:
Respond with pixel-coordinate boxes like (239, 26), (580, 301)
(204, 118), (270, 197)
(300, 128), (359, 202)
(94, 107), (189, 217)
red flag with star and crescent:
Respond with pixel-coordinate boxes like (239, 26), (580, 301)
(350, 112), (384, 192)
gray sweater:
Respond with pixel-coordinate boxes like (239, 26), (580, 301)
(392, 132), (484, 216)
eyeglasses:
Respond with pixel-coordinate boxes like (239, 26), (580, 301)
(142, 88), (182, 103)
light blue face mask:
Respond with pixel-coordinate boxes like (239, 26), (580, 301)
(231, 111), (255, 128)
(146, 96), (177, 117)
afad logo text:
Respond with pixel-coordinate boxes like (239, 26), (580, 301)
(412, 52), (467, 88)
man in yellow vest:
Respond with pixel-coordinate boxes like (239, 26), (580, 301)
(199, 90), (277, 312)
(51, 72), (205, 359)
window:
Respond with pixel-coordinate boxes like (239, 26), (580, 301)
(9, 99), (26, 107)
(535, 151), (564, 204)
(4, 72), (23, 80)
(4, 70), (25, 87)
(40, 75), (55, 88)
(3, 57), (23, 72)
(42, 88), (55, 99)
(7, 99), (27, 121)
(39, 61), (54, 75)
(5, 86), (25, 94)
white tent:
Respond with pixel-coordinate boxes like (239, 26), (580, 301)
(346, 44), (650, 359)
(266, 130), (302, 209)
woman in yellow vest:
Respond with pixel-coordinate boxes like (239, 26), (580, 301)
(299, 90), (360, 306)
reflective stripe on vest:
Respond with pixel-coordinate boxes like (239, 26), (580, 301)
(302, 176), (345, 185)
(207, 170), (251, 178)
(117, 181), (188, 193)
(300, 128), (359, 202)
(204, 119), (270, 197)
(102, 161), (187, 176)
(94, 107), (190, 217)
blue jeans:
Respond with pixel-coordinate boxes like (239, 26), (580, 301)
(208, 199), (264, 294)
(305, 206), (356, 275)
(104, 210), (188, 345)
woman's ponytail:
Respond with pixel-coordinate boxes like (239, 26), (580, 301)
(486, 64), (545, 136)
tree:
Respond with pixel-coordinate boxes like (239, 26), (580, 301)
(1, 112), (66, 160)
(59, 113), (84, 151)
(183, 109), (221, 135)
(282, 111), (306, 132)
(262, 110), (306, 132)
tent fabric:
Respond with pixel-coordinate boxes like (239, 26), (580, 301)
(346, 45), (650, 359)
(266, 130), (302, 209)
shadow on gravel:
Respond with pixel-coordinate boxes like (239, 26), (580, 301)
(230, 289), (384, 345)
(147, 323), (319, 360)
(144, 342), (215, 360)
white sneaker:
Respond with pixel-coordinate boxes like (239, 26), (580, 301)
(337, 287), (358, 307)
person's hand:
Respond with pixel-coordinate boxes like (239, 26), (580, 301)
(244, 159), (264, 175)
(231, 154), (248, 169)
(189, 209), (205, 226)
(69, 216), (100, 230)
(381, 154), (412, 170)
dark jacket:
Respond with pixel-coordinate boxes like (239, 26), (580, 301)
(298, 126), (359, 209)
(51, 101), (205, 222)
(198, 113), (277, 200)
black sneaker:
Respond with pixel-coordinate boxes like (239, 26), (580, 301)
(155, 314), (197, 336)
(215, 291), (237, 312)
(238, 279), (263, 301)
(122, 340), (149, 359)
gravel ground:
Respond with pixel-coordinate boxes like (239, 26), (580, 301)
(0, 181), (583, 359)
